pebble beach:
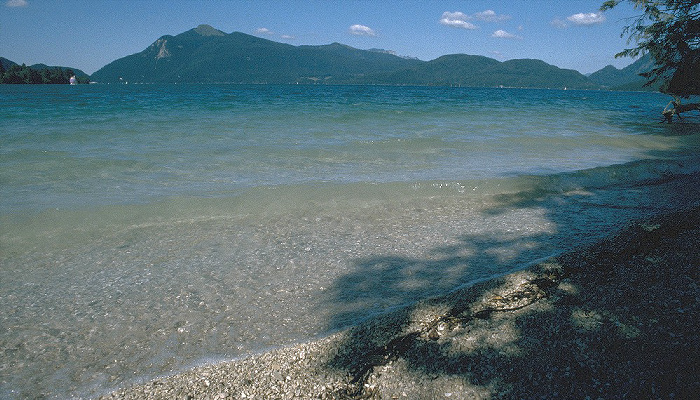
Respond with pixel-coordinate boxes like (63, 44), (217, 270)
(100, 205), (700, 400)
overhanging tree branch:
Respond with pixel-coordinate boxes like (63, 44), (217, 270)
(602, 0), (700, 97)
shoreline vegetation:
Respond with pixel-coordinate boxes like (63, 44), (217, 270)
(100, 205), (699, 400)
(0, 63), (90, 85)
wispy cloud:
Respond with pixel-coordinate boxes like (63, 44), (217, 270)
(474, 10), (510, 23)
(255, 27), (274, 35)
(349, 24), (377, 36)
(5, 0), (28, 7)
(492, 29), (521, 39)
(551, 18), (568, 29)
(439, 11), (477, 29)
(256, 28), (296, 41)
(567, 12), (606, 26)
(440, 9), (510, 30)
(490, 50), (505, 60)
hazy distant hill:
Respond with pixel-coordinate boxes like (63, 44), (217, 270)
(588, 54), (660, 91)
(364, 55), (597, 88)
(90, 25), (599, 89)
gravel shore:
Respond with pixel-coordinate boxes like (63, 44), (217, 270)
(101, 206), (700, 400)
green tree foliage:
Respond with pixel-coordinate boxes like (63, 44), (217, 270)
(602, 0), (700, 97)
(0, 64), (89, 84)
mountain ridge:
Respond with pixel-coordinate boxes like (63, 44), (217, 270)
(588, 53), (658, 91)
(5, 24), (654, 89)
(89, 25), (602, 89)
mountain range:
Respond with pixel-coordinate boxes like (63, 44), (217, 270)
(587, 53), (659, 91)
(6, 24), (656, 90)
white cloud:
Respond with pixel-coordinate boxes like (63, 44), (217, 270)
(255, 27), (274, 35)
(349, 24), (377, 36)
(440, 11), (477, 30)
(567, 12), (606, 26)
(474, 10), (510, 22)
(5, 0), (28, 7)
(492, 30), (521, 39)
(551, 18), (568, 29)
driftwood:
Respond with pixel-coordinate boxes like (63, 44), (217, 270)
(662, 97), (700, 123)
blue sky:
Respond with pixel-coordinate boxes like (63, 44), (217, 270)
(1, 0), (640, 75)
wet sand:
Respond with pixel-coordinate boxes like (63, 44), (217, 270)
(101, 206), (699, 400)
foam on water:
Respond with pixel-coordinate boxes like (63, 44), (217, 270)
(1, 85), (699, 399)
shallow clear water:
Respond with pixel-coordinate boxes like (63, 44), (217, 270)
(1, 84), (699, 399)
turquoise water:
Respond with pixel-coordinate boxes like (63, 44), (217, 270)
(1, 84), (699, 398)
(2, 85), (691, 214)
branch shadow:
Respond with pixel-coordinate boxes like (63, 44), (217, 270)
(320, 159), (700, 398)
(324, 230), (553, 331)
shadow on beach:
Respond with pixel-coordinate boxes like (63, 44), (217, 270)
(97, 124), (700, 400)
(99, 169), (700, 400)
(321, 138), (700, 398)
(322, 211), (700, 399)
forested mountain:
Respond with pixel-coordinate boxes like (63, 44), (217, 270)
(91, 25), (423, 84)
(587, 53), (659, 91)
(90, 25), (598, 89)
(363, 55), (597, 88)
(8, 24), (659, 90)
(0, 57), (90, 84)
(0, 57), (16, 71)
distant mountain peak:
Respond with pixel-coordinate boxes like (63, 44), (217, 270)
(194, 24), (226, 37)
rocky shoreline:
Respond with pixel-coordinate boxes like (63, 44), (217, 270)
(101, 206), (700, 399)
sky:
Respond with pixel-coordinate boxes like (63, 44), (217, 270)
(1, 0), (642, 75)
